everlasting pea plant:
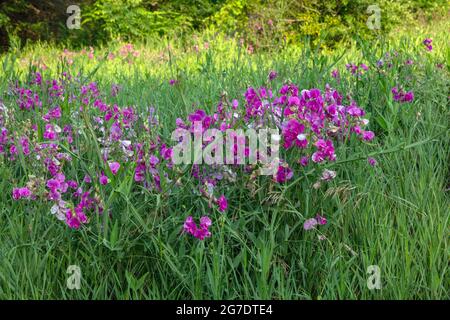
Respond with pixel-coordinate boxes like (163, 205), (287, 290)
(3, 66), (376, 240)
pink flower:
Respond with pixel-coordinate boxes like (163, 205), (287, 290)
(184, 216), (197, 234)
(392, 87), (414, 103)
(217, 195), (228, 212)
(149, 155), (159, 167)
(99, 171), (109, 185)
(183, 216), (212, 240)
(43, 124), (57, 140)
(423, 38), (433, 51)
(66, 206), (88, 229)
(312, 139), (336, 162)
(108, 161), (120, 175)
(160, 144), (173, 160)
(67, 180), (77, 190)
(304, 214), (327, 230)
(12, 187), (32, 200)
(268, 70), (278, 81)
(42, 106), (62, 122)
(20, 137), (30, 155)
(321, 169), (336, 181)
(299, 156), (309, 167)
(362, 131), (375, 141)
(303, 218), (318, 230)
(331, 69), (340, 79)
(368, 157), (377, 166)
(134, 162), (146, 182)
(282, 119), (307, 149)
(83, 175), (92, 183)
(315, 214), (327, 225)
(275, 164), (293, 183)
(403, 91), (414, 103)
(232, 99), (239, 110)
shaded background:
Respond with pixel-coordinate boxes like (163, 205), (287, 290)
(0, 0), (448, 52)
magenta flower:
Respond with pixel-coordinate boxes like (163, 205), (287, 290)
(331, 69), (340, 79)
(346, 63), (359, 75)
(12, 187), (32, 200)
(42, 106), (62, 122)
(108, 161), (120, 175)
(46, 173), (68, 201)
(232, 99), (239, 110)
(423, 38), (433, 51)
(268, 70), (278, 81)
(66, 206), (87, 229)
(360, 63), (369, 71)
(403, 91), (414, 103)
(392, 86), (414, 103)
(83, 175), (92, 184)
(282, 119), (307, 149)
(217, 195), (228, 212)
(160, 144), (173, 161)
(20, 137), (30, 155)
(67, 180), (78, 189)
(312, 139), (336, 163)
(183, 216), (212, 240)
(315, 214), (327, 225)
(99, 171), (109, 185)
(43, 124), (57, 140)
(304, 214), (327, 231)
(275, 165), (293, 183)
(183, 216), (197, 234)
(362, 131), (375, 141)
(368, 157), (377, 166)
(33, 72), (42, 85)
(134, 162), (146, 182)
(299, 156), (309, 167)
(149, 155), (159, 167)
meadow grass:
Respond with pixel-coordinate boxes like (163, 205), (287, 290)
(0, 22), (448, 299)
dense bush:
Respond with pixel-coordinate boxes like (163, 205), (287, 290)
(0, 0), (448, 51)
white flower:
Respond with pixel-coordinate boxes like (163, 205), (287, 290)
(50, 204), (58, 215)
(121, 140), (131, 147)
(206, 183), (214, 196)
(50, 203), (66, 221)
(321, 169), (337, 181)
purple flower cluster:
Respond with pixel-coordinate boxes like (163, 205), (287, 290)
(423, 38), (433, 51)
(5, 64), (378, 239)
(392, 87), (414, 103)
(184, 216), (212, 240)
(303, 214), (327, 230)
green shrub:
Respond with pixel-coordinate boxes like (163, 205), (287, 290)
(0, 0), (447, 50)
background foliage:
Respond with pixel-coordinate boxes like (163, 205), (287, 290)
(0, 0), (448, 52)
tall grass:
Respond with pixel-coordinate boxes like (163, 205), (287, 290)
(0, 21), (448, 299)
